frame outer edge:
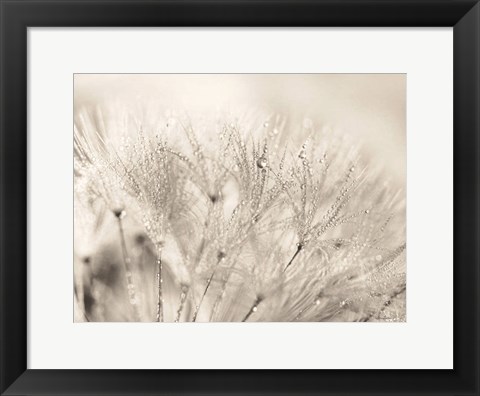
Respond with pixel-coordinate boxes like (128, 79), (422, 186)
(0, 0), (479, 395)
(454, 2), (480, 395)
(0, 0), (28, 394)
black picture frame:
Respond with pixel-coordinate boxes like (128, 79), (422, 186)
(1, 1), (479, 395)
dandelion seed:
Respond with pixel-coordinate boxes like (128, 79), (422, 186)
(113, 208), (126, 219)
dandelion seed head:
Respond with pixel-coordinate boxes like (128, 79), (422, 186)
(74, 104), (405, 323)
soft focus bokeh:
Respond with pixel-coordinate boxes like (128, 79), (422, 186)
(75, 74), (405, 186)
(74, 74), (406, 323)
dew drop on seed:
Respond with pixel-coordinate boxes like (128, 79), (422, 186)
(257, 156), (268, 169)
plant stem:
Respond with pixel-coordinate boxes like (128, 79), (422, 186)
(175, 286), (189, 323)
(283, 244), (303, 273)
(155, 246), (164, 322)
(116, 216), (141, 321)
(241, 297), (262, 322)
(192, 261), (220, 322)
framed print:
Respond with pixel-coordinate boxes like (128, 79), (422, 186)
(0, 1), (479, 395)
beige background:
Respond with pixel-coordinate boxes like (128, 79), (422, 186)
(74, 74), (406, 187)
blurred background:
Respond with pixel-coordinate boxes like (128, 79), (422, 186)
(74, 74), (405, 187)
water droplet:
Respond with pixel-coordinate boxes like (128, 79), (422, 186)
(257, 156), (268, 169)
(365, 209), (370, 214)
(252, 306), (258, 312)
(350, 166), (355, 172)
(315, 299), (321, 305)
(263, 121), (269, 128)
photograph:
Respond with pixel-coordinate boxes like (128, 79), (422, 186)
(73, 74), (406, 323)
